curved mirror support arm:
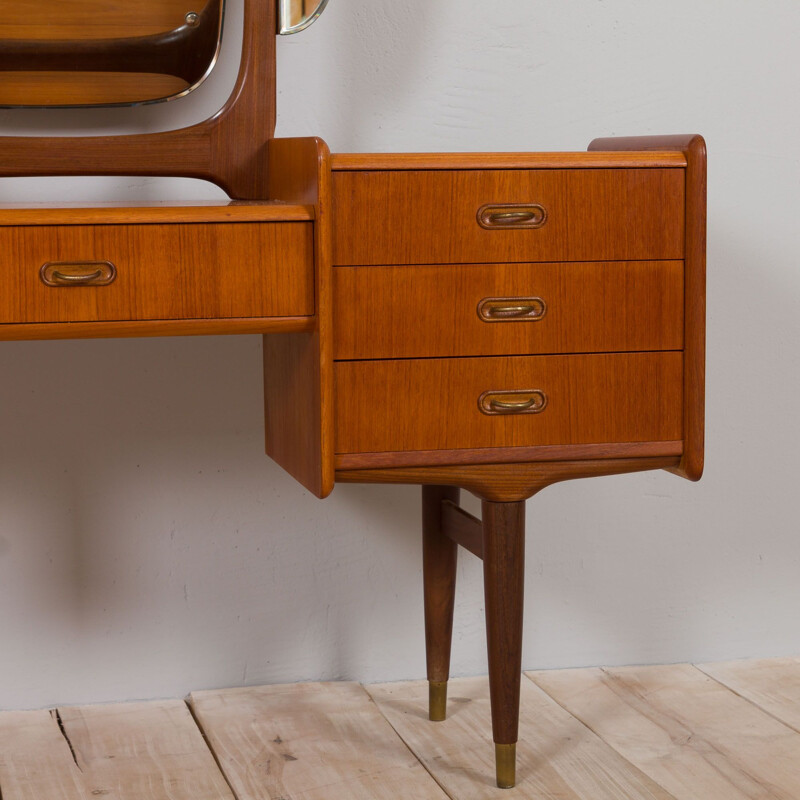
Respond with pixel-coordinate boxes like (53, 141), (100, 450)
(279, 0), (330, 35)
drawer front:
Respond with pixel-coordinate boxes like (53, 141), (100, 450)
(333, 168), (684, 265)
(335, 353), (682, 455)
(0, 222), (314, 323)
(334, 260), (683, 359)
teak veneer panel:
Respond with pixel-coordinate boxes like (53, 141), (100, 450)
(263, 137), (335, 499)
(331, 151), (688, 170)
(0, 72), (189, 107)
(590, 134), (706, 481)
(0, 221), (313, 324)
(0, 0), (197, 40)
(0, 202), (313, 226)
(335, 352), (683, 455)
(334, 260), (684, 360)
(332, 168), (684, 266)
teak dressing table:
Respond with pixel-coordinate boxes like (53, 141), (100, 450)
(0, 0), (706, 789)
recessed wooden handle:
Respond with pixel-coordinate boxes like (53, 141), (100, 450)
(477, 203), (547, 230)
(478, 389), (548, 416)
(478, 297), (547, 322)
(40, 261), (117, 287)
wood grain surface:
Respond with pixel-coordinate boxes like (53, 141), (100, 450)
(0, 710), (86, 800)
(482, 500), (525, 747)
(263, 137), (334, 498)
(0, 0), (276, 199)
(368, 676), (676, 799)
(332, 152), (687, 170)
(62, 700), (235, 800)
(699, 657), (800, 732)
(589, 135), (705, 482)
(0, 71), (188, 106)
(335, 352), (682, 455)
(336, 440), (683, 470)
(0, 315), (314, 342)
(0, 701), (234, 800)
(191, 682), (448, 800)
(0, 221), (313, 324)
(332, 168), (684, 266)
(334, 260), (684, 359)
(530, 664), (800, 800)
(0, 202), (313, 226)
(0, 0), (203, 40)
(423, 486), (462, 686)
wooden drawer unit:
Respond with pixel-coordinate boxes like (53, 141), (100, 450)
(0, 220), (313, 325)
(331, 147), (703, 480)
(332, 167), (684, 266)
(334, 260), (684, 360)
(335, 352), (683, 459)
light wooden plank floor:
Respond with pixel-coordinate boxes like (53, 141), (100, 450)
(4, 658), (800, 799)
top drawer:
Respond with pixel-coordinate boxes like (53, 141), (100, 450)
(332, 168), (684, 266)
(0, 221), (314, 324)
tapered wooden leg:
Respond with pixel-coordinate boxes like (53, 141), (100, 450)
(422, 485), (460, 721)
(482, 499), (525, 789)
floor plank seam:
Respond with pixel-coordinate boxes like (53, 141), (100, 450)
(693, 663), (800, 737)
(184, 698), (242, 800)
(53, 709), (82, 773)
(362, 683), (456, 800)
(522, 672), (681, 800)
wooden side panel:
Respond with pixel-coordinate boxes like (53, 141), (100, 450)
(335, 352), (683, 455)
(264, 137), (334, 498)
(332, 168), (684, 266)
(334, 260), (684, 359)
(190, 682), (448, 800)
(0, 222), (314, 324)
(590, 135), (706, 481)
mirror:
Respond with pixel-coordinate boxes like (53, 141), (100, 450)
(0, 0), (225, 108)
(278, 0), (330, 35)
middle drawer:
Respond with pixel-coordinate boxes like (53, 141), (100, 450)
(334, 261), (683, 359)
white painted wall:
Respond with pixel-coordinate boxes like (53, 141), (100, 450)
(0, 0), (797, 710)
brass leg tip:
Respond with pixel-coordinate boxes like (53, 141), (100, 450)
(495, 743), (516, 789)
(428, 681), (448, 721)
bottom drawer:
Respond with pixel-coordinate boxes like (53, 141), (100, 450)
(335, 352), (683, 457)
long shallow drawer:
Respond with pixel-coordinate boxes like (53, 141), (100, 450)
(335, 352), (682, 455)
(334, 260), (683, 359)
(332, 168), (684, 265)
(0, 222), (313, 323)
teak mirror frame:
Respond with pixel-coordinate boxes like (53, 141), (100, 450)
(0, 0), (275, 198)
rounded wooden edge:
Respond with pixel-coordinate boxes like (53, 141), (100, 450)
(0, 316), (314, 342)
(330, 151), (688, 171)
(335, 456), (682, 502)
(0, 203), (314, 227)
(335, 442), (683, 471)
